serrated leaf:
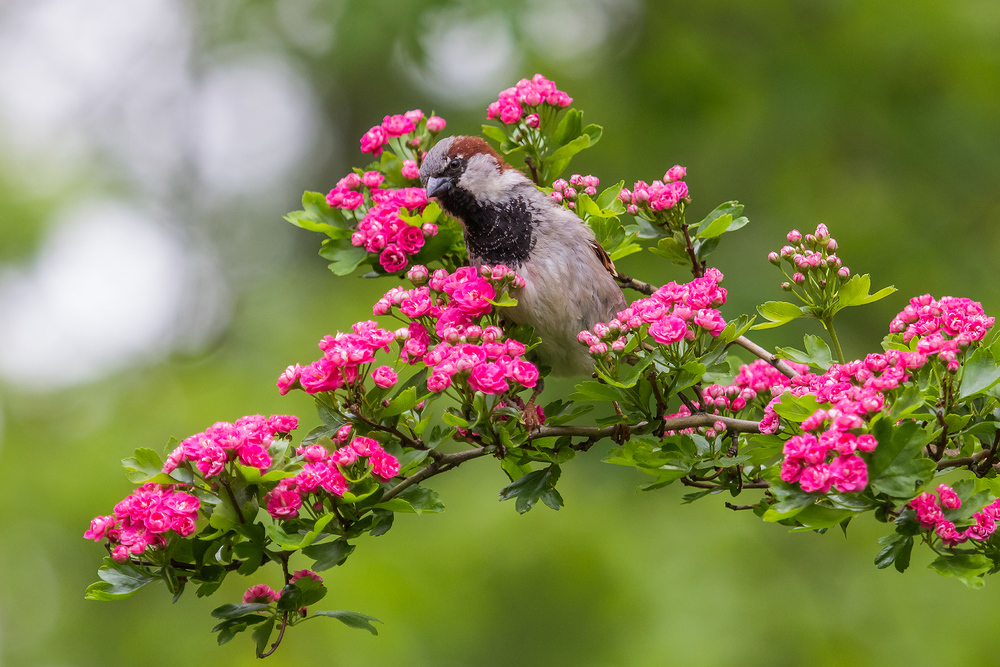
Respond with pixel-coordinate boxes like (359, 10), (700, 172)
(302, 538), (355, 571)
(122, 448), (167, 484)
(754, 301), (806, 329)
(868, 420), (935, 497)
(959, 346), (1000, 399)
(928, 553), (991, 588)
(311, 610), (382, 635)
(875, 533), (913, 572)
(498, 466), (562, 514)
(325, 245), (368, 276)
(212, 603), (273, 619)
(480, 124), (508, 146)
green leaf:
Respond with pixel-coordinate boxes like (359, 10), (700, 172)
(959, 346), (1000, 399)
(692, 201), (744, 234)
(595, 355), (653, 389)
(772, 393), (823, 423)
(874, 533), (913, 572)
(762, 483), (815, 522)
(252, 616), (275, 656)
(928, 553), (991, 589)
(121, 448), (170, 484)
(302, 538), (355, 571)
(649, 237), (690, 263)
(311, 610), (382, 635)
(868, 420), (935, 497)
(569, 380), (622, 403)
(277, 579), (328, 611)
(211, 603), (273, 620)
(836, 274), (896, 310)
(551, 108), (583, 147)
(84, 559), (157, 601)
(753, 301), (806, 330)
(498, 466), (562, 514)
(777, 334), (833, 370)
(381, 387), (427, 417)
(596, 181), (625, 210)
(480, 124), (509, 146)
(323, 244), (368, 276)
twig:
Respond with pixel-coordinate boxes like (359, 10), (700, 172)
(379, 447), (490, 504)
(259, 613), (288, 659)
(680, 222), (704, 279)
(615, 272), (656, 295)
(725, 503), (755, 511)
(662, 414), (763, 433)
(531, 421), (650, 439)
(732, 335), (801, 379)
(221, 480), (246, 524)
(937, 450), (990, 471)
(524, 156), (540, 185)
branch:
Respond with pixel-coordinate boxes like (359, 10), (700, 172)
(531, 421), (649, 439)
(615, 272), (656, 295)
(732, 335), (801, 379)
(350, 408), (426, 450)
(380, 446), (491, 504)
(663, 413), (763, 433)
(937, 450), (990, 471)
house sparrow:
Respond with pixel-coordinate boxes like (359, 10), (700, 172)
(420, 135), (628, 376)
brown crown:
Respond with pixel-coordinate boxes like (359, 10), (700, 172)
(448, 136), (514, 171)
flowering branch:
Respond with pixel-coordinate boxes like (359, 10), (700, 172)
(83, 74), (1000, 661)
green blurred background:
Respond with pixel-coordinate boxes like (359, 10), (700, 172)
(2, 1), (1000, 664)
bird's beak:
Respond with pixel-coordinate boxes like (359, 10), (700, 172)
(425, 176), (453, 198)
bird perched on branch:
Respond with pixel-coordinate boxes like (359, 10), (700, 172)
(420, 135), (628, 376)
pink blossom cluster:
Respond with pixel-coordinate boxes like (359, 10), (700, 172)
(549, 174), (599, 209)
(578, 269), (727, 358)
(376, 265), (539, 395)
(618, 166), (689, 217)
(360, 109), (446, 157)
(265, 436), (401, 520)
(325, 173), (438, 274)
(278, 321), (397, 396)
(701, 359), (810, 414)
(889, 294), (994, 372)
(770, 349), (931, 493)
(162, 414), (300, 478)
(84, 483), (201, 563)
(910, 485), (1000, 546)
(768, 223), (850, 289)
(486, 74), (573, 124)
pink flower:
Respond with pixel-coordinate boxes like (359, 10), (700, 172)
(664, 165), (686, 182)
(937, 484), (961, 509)
(401, 159), (420, 180)
(382, 114), (417, 138)
(371, 365), (398, 389)
(243, 584), (280, 604)
(798, 464), (833, 493)
(379, 245), (409, 273)
(450, 280), (495, 317)
(427, 371), (452, 392)
(509, 359), (539, 388)
(350, 436), (380, 457)
(277, 364), (301, 395)
(648, 315), (688, 345)
(291, 570), (323, 584)
(266, 485), (302, 519)
(362, 171), (384, 188)
(329, 445), (357, 466)
(84, 515), (117, 541)
(396, 225), (426, 254)
(427, 116), (447, 132)
(525, 113), (540, 128)
(360, 125), (386, 156)
(829, 454), (868, 493)
(468, 363), (509, 394)
(370, 450), (401, 480)
(239, 443), (272, 471)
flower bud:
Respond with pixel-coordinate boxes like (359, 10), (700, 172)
(627, 204), (639, 215)
(525, 113), (540, 128)
(787, 229), (802, 243)
(838, 266), (851, 279)
(421, 222), (438, 237)
(826, 238), (838, 251)
(406, 264), (429, 285)
(793, 272), (805, 284)
(768, 251), (780, 265)
(427, 116), (447, 132)
(781, 282), (792, 291)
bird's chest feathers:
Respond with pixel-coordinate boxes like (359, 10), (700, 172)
(441, 189), (535, 267)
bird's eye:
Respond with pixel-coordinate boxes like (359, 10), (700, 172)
(449, 158), (461, 169)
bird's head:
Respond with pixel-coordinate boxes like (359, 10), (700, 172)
(419, 136), (522, 208)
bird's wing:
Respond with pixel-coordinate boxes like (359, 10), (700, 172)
(589, 238), (620, 278)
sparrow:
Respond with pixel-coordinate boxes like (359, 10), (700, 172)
(420, 135), (628, 376)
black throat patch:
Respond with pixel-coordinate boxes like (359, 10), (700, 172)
(437, 187), (535, 267)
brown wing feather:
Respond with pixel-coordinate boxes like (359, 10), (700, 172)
(589, 238), (619, 278)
